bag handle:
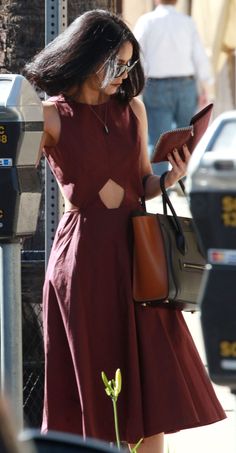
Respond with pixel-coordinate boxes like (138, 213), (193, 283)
(161, 175), (185, 214)
(159, 172), (186, 254)
(140, 174), (152, 213)
(141, 172), (186, 254)
(141, 173), (185, 212)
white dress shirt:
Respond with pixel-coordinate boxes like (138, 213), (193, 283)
(133, 5), (211, 82)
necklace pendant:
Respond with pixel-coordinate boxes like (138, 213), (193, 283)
(104, 125), (109, 134)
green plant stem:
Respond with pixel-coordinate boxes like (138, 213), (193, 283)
(112, 398), (121, 450)
(130, 437), (143, 452)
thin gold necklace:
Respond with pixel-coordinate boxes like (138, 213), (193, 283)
(88, 103), (109, 134)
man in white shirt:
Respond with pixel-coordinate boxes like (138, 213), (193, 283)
(133, 0), (212, 173)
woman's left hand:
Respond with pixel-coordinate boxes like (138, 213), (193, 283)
(165, 144), (191, 188)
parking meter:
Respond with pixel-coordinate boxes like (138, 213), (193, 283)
(0, 74), (43, 241)
(186, 146), (236, 392)
(0, 74), (43, 430)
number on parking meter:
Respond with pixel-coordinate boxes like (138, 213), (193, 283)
(221, 196), (236, 227)
(0, 125), (8, 144)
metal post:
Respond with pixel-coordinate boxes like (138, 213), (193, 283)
(0, 242), (23, 431)
(45, 0), (67, 265)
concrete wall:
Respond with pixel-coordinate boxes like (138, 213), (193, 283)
(123, 0), (153, 30)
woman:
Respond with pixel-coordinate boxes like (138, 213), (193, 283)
(24, 9), (225, 453)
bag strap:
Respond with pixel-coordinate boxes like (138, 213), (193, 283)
(142, 173), (185, 212)
(141, 173), (186, 254)
(141, 174), (152, 212)
(161, 176), (185, 214)
(178, 178), (185, 194)
(160, 172), (186, 254)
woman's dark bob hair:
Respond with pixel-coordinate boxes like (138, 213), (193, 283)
(23, 9), (145, 103)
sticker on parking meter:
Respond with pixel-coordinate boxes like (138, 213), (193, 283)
(0, 158), (12, 167)
(221, 196), (236, 227)
(208, 248), (236, 265)
(221, 360), (236, 370)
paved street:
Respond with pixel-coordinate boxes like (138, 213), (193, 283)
(146, 190), (236, 453)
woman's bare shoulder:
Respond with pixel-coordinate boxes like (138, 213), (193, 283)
(42, 100), (58, 115)
(129, 97), (151, 175)
(129, 96), (146, 121)
(42, 100), (60, 143)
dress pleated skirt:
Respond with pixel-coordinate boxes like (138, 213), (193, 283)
(42, 201), (226, 443)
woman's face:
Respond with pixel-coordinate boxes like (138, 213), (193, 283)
(105, 40), (134, 94)
(90, 40), (134, 96)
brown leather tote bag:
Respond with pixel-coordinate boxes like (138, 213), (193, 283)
(132, 173), (206, 312)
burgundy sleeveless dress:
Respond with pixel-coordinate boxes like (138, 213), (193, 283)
(42, 95), (225, 443)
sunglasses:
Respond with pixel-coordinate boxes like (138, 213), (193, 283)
(114, 59), (139, 78)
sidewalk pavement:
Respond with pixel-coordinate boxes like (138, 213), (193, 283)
(146, 191), (236, 453)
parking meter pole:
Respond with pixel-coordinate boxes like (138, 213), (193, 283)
(0, 241), (23, 431)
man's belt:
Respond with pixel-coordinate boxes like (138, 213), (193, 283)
(147, 76), (194, 81)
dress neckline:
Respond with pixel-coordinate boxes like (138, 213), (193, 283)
(62, 94), (112, 108)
